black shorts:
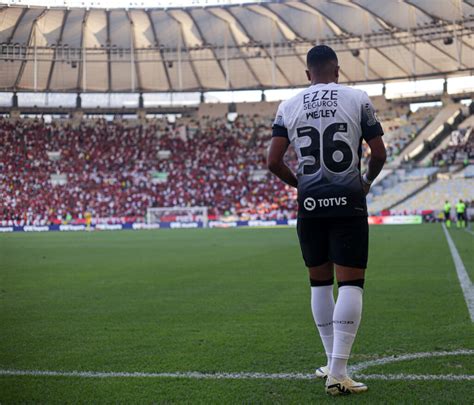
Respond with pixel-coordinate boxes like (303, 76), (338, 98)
(297, 216), (369, 269)
(457, 212), (465, 221)
(444, 212), (450, 220)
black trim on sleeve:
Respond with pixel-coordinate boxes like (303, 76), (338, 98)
(363, 126), (384, 142)
(361, 102), (384, 142)
(272, 124), (289, 139)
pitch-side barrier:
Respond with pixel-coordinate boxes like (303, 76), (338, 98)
(0, 215), (423, 233)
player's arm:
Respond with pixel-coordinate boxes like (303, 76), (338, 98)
(268, 105), (298, 188)
(364, 136), (386, 194)
(267, 137), (297, 188)
(360, 92), (386, 194)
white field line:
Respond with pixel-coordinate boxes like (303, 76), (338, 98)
(1, 350), (473, 381)
(349, 349), (474, 373)
(442, 224), (474, 322)
(0, 369), (314, 380)
(359, 374), (474, 381)
(465, 228), (474, 236)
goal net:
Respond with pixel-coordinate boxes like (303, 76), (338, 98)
(146, 206), (209, 228)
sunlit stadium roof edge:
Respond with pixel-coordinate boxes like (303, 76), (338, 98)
(1, 0), (267, 10)
(0, 0), (266, 10)
(0, 1), (472, 92)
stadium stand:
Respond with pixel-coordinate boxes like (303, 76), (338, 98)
(361, 105), (439, 167)
(393, 178), (474, 211)
(389, 103), (464, 165)
(1, 102), (464, 225)
(367, 179), (428, 213)
(422, 113), (474, 166)
(429, 114), (473, 167)
(366, 167), (438, 213)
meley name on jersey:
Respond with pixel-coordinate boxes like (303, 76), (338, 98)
(272, 83), (384, 218)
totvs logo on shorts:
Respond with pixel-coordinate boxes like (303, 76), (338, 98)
(303, 197), (348, 211)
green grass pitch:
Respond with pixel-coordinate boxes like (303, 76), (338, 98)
(0, 224), (473, 403)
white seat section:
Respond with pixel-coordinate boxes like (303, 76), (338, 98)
(393, 179), (474, 211)
(368, 179), (428, 213)
(456, 165), (474, 178)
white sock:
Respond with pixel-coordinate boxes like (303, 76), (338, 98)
(311, 284), (335, 368)
(330, 285), (363, 379)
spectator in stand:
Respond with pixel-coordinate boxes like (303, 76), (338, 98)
(432, 127), (473, 167)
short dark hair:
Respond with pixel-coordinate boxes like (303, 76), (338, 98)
(306, 45), (338, 70)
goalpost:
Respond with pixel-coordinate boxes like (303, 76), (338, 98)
(146, 206), (209, 228)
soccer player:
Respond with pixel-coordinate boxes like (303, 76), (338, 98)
(85, 211), (92, 231)
(444, 200), (452, 228)
(267, 45), (386, 395)
(456, 199), (466, 228)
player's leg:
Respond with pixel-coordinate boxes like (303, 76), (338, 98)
(309, 262), (335, 376)
(445, 212), (451, 228)
(297, 218), (334, 378)
(461, 213), (466, 228)
(325, 217), (368, 395)
(457, 213), (462, 228)
(331, 265), (364, 380)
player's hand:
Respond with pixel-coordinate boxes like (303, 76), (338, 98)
(362, 182), (371, 196)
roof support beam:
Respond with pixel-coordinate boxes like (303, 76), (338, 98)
(405, 4), (442, 75)
(253, 4), (299, 41)
(145, 10), (172, 92)
(6, 7), (28, 43)
(306, 5), (383, 80)
(227, 8), (293, 87)
(77, 10), (89, 91)
(126, 11), (141, 92)
(209, 9), (261, 87)
(168, 13), (203, 91)
(373, 48), (411, 77)
(286, 3), (369, 82)
(46, 9), (70, 92)
(259, 4), (308, 82)
(305, 2), (442, 79)
(14, 9), (47, 90)
(185, 9), (229, 89)
(403, 0), (442, 22)
(348, 2), (419, 77)
(106, 10), (112, 93)
(428, 41), (468, 69)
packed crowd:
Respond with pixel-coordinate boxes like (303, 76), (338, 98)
(432, 126), (473, 166)
(1, 106), (435, 226)
(0, 116), (297, 225)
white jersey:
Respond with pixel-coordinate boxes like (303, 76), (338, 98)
(272, 82), (383, 217)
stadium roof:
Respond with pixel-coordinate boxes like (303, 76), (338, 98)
(0, 0), (473, 93)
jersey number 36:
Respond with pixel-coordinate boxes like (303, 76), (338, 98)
(296, 122), (352, 175)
